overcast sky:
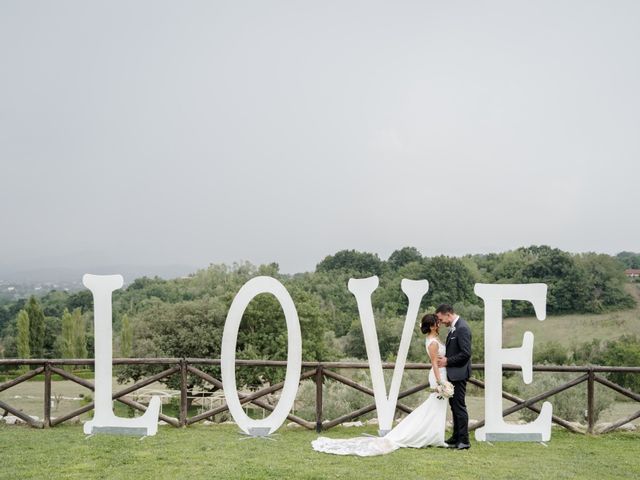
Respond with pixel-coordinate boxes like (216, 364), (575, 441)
(1, 1), (639, 275)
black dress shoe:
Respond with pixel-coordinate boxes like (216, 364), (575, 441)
(456, 442), (471, 450)
(445, 437), (457, 446)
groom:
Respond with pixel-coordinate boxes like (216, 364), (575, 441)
(436, 304), (472, 450)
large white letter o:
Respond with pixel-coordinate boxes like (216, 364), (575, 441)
(221, 276), (302, 436)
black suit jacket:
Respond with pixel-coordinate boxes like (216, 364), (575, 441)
(445, 317), (472, 382)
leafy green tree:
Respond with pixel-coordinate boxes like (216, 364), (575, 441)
(60, 308), (74, 358)
(316, 250), (384, 276)
(234, 287), (329, 384)
(43, 316), (61, 358)
(469, 246), (634, 315)
(120, 314), (133, 357)
(459, 255), (484, 283)
(26, 296), (45, 357)
(66, 290), (93, 313)
(370, 256), (477, 319)
(40, 290), (72, 318)
(387, 247), (422, 270)
(422, 256), (477, 307)
(0, 297), (26, 334)
(343, 316), (410, 361)
(292, 271), (357, 337)
(118, 296), (229, 409)
(616, 251), (640, 269)
(72, 308), (87, 359)
(573, 335), (640, 391)
(599, 335), (640, 391)
(475, 246), (592, 315)
(57, 308), (87, 359)
(16, 310), (30, 359)
(533, 341), (569, 365)
(576, 253), (635, 312)
(518, 246), (591, 314)
(491, 249), (529, 282)
(468, 252), (501, 282)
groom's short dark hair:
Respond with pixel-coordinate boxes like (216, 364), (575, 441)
(435, 304), (455, 315)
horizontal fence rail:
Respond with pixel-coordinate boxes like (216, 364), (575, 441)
(1, 359), (638, 435)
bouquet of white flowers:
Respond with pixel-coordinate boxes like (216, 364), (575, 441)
(434, 381), (454, 400)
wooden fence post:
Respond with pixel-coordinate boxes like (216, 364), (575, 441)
(180, 359), (188, 427)
(44, 362), (51, 428)
(315, 365), (323, 433)
(587, 369), (595, 434)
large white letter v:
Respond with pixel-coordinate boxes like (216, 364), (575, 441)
(348, 276), (429, 435)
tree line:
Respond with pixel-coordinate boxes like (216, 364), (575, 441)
(0, 246), (637, 391)
(616, 251), (640, 270)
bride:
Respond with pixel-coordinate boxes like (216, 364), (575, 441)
(312, 314), (449, 456)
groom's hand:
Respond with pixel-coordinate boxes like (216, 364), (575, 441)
(437, 356), (448, 367)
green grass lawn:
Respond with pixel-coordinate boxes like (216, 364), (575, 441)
(1, 424), (639, 480)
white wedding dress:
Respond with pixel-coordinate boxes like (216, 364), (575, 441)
(312, 337), (448, 456)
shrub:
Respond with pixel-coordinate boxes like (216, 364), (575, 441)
(519, 372), (613, 424)
(534, 341), (569, 365)
(572, 335), (640, 392)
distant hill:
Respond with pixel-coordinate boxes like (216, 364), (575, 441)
(0, 264), (197, 287)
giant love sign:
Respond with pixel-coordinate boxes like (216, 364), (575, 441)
(83, 274), (552, 442)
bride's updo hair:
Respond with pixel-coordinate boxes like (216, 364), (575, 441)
(420, 313), (438, 334)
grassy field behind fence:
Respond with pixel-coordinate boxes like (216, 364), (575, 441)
(503, 283), (640, 347)
(1, 424), (639, 480)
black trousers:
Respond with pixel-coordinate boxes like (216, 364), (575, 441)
(449, 379), (469, 444)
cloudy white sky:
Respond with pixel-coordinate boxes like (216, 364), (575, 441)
(1, 1), (639, 275)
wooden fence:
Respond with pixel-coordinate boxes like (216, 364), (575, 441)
(1, 358), (638, 435)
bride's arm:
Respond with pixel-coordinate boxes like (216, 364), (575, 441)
(428, 342), (442, 384)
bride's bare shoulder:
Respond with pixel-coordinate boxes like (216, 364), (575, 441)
(426, 337), (440, 349)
